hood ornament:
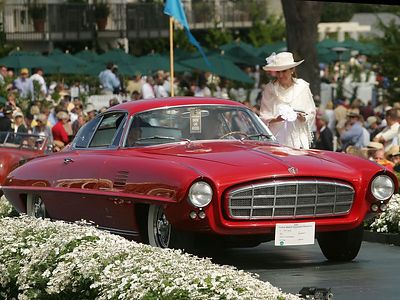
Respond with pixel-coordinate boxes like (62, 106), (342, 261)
(288, 166), (298, 174)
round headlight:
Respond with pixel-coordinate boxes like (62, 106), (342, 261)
(188, 181), (213, 208)
(371, 175), (394, 201)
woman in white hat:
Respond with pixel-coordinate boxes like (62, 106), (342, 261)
(260, 52), (316, 149)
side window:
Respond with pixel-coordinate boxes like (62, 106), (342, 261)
(89, 112), (126, 148)
(73, 117), (101, 148)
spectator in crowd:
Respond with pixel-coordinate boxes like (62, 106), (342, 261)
(361, 100), (375, 120)
(70, 80), (85, 99)
(373, 108), (400, 152)
(30, 67), (47, 98)
(259, 52), (316, 149)
(334, 98), (349, 133)
(194, 74), (211, 97)
(13, 68), (34, 101)
(154, 71), (169, 98)
(130, 91), (141, 101)
(374, 98), (390, 118)
(366, 116), (382, 141)
(84, 103), (97, 121)
(141, 76), (155, 99)
(13, 111), (27, 133)
(112, 65), (123, 94)
(72, 114), (86, 136)
(363, 141), (384, 161)
(33, 113), (53, 147)
(52, 111), (70, 147)
(0, 65), (8, 85)
(323, 100), (336, 136)
(373, 147), (394, 171)
(0, 105), (13, 132)
(98, 62), (120, 95)
(6, 92), (21, 112)
(339, 112), (365, 151)
(109, 97), (119, 107)
(387, 147), (400, 176)
(24, 113), (34, 134)
(126, 72), (143, 96)
(315, 114), (333, 151)
(69, 98), (84, 124)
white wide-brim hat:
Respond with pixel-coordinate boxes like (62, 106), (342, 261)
(263, 52), (304, 71)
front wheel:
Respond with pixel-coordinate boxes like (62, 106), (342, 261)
(317, 225), (364, 262)
(147, 205), (171, 248)
(146, 205), (194, 250)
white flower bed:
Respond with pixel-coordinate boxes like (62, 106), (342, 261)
(0, 216), (299, 300)
(369, 194), (400, 233)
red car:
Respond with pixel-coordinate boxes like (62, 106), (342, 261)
(0, 131), (49, 198)
(2, 98), (397, 261)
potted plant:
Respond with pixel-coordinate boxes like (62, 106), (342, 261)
(93, 0), (110, 31)
(26, 0), (47, 32)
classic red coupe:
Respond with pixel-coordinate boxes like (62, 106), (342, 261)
(1, 98), (397, 261)
(0, 131), (49, 197)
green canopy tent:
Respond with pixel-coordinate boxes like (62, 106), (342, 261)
(180, 53), (254, 84)
(341, 39), (381, 56)
(134, 54), (191, 74)
(47, 49), (88, 74)
(98, 49), (137, 65)
(220, 41), (263, 66)
(75, 48), (99, 63)
(0, 51), (60, 73)
(316, 38), (345, 50)
(316, 39), (352, 63)
(257, 41), (287, 61)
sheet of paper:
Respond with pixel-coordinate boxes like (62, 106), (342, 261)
(275, 222), (315, 246)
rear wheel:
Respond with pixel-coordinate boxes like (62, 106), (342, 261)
(26, 194), (47, 218)
(146, 205), (194, 250)
(317, 225), (364, 262)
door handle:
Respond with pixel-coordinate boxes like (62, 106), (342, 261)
(63, 158), (74, 164)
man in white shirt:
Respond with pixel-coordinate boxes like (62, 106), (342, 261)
(373, 108), (400, 152)
(30, 68), (47, 97)
(141, 76), (155, 99)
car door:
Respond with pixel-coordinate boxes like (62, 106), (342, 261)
(50, 112), (134, 234)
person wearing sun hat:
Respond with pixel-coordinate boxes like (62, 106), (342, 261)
(259, 52), (316, 149)
(12, 68), (34, 101)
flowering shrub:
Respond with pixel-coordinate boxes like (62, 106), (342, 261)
(0, 196), (14, 218)
(0, 216), (299, 300)
(369, 194), (400, 234)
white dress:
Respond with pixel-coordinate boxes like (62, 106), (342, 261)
(260, 78), (316, 149)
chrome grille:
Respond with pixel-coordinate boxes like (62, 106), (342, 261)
(228, 179), (354, 220)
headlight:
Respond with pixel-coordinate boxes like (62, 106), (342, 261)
(371, 175), (394, 201)
(188, 181), (213, 208)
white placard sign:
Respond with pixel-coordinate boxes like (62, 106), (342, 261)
(275, 222), (315, 246)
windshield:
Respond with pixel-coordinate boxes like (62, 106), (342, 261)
(124, 105), (274, 147)
(0, 131), (48, 151)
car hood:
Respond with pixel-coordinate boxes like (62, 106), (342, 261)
(140, 141), (383, 183)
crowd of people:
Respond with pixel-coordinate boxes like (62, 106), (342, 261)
(0, 50), (398, 179)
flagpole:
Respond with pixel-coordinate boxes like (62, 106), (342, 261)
(169, 17), (175, 97)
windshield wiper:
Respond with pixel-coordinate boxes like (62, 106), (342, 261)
(247, 133), (273, 140)
(137, 135), (177, 141)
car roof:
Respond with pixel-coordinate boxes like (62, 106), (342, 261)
(108, 97), (245, 115)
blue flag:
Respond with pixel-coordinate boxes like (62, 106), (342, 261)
(164, 0), (210, 66)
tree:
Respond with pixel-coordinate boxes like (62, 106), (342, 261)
(375, 15), (400, 103)
(281, 0), (322, 98)
(247, 16), (286, 47)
